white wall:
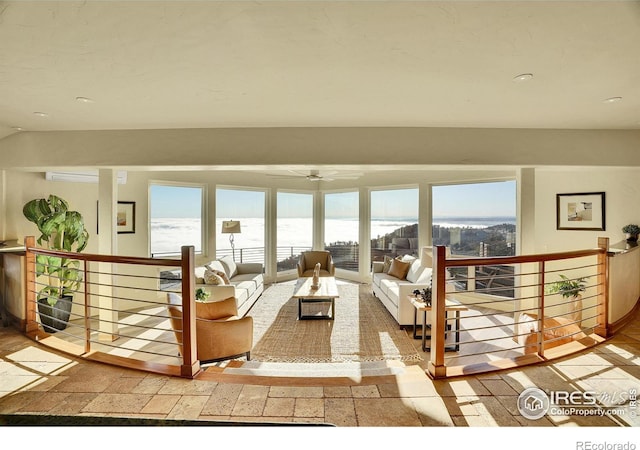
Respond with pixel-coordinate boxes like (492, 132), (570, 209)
(534, 167), (640, 253)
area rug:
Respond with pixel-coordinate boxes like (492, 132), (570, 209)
(248, 283), (423, 364)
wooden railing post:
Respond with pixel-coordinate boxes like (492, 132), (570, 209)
(179, 245), (200, 378)
(537, 261), (545, 357)
(83, 260), (91, 354)
(427, 245), (447, 379)
(24, 236), (38, 333)
(596, 237), (609, 337)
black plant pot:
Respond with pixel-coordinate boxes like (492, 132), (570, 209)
(37, 295), (73, 333)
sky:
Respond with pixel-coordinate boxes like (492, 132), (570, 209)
(432, 180), (516, 218)
(150, 184), (202, 219)
(150, 181), (516, 219)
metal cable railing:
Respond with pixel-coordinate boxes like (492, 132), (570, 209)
(424, 242), (609, 378)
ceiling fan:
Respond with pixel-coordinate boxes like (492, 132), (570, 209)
(267, 169), (363, 182)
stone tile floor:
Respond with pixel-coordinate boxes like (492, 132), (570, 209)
(1, 310), (639, 446)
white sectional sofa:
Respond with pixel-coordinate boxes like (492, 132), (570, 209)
(371, 248), (434, 327)
(195, 256), (264, 317)
(162, 255), (264, 318)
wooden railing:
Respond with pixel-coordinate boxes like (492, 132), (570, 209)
(427, 238), (610, 379)
(24, 236), (202, 378)
(23, 235), (620, 380)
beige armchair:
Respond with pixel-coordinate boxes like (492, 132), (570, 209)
(297, 250), (336, 277)
(167, 293), (253, 363)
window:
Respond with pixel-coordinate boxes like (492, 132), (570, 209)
(277, 192), (313, 272)
(371, 188), (419, 263)
(324, 191), (359, 272)
(216, 188), (265, 264)
(432, 180), (516, 296)
(149, 183), (204, 257)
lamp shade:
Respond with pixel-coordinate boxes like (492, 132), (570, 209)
(222, 220), (241, 234)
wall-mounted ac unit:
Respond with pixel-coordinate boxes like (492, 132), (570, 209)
(45, 170), (128, 184)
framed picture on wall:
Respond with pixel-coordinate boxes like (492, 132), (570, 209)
(556, 192), (605, 231)
(117, 201), (136, 234)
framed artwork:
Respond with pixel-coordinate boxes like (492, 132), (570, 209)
(117, 201), (136, 234)
(556, 192), (605, 231)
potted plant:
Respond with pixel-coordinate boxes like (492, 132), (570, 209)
(546, 274), (588, 325)
(23, 195), (89, 333)
(195, 288), (210, 301)
(622, 224), (640, 242)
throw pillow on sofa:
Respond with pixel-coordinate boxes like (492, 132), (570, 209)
(219, 255), (238, 278)
(388, 258), (411, 280)
(382, 255), (393, 273)
(203, 268), (226, 285)
(204, 265), (230, 284)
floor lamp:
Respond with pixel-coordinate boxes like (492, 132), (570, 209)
(222, 220), (241, 261)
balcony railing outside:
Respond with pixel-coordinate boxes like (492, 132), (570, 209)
(326, 243), (359, 272)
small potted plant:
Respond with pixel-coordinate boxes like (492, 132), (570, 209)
(546, 274), (588, 325)
(195, 288), (210, 301)
(622, 224), (640, 242)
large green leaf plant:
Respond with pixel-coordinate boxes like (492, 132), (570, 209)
(23, 195), (89, 306)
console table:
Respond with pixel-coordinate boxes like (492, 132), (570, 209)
(0, 240), (26, 327)
(409, 296), (468, 352)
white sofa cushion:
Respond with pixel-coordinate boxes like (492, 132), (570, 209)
(231, 273), (263, 290)
(219, 255), (238, 278)
(206, 260), (226, 273)
(406, 261), (433, 284)
(405, 259), (422, 283)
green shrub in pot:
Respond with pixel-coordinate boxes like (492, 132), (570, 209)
(23, 195), (89, 331)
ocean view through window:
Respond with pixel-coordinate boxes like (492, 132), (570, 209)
(432, 180), (517, 296)
(149, 182), (517, 283)
(149, 183), (204, 257)
(216, 188), (266, 264)
(325, 191), (359, 272)
(371, 188), (419, 263)
(277, 192), (313, 272)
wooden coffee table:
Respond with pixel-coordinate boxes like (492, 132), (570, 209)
(292, 276), (340, 320)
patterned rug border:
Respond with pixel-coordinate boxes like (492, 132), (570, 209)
(248, 283), (423, 364)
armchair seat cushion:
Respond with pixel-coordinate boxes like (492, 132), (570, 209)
(297, 250), (336, 277)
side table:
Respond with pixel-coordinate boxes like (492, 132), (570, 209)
(409, 296), (468, 352)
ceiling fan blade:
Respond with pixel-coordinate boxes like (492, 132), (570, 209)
(286, 169), (311, 177)
(329, 173), (364, 180)
(266, 174), (304, 179)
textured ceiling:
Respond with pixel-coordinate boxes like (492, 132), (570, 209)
(1, 1), (639, 141)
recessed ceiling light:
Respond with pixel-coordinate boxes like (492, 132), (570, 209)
(11, 126), (23, 131)
(603, 96), (622, 103)
(75, 96), (94, 103)
(513, 73), (533, 82)
(33, 111), (49, 117)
